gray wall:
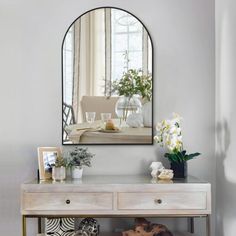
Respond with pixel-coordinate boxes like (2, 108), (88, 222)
(0, 0), (215, 235)
(216, 0), (236, 235)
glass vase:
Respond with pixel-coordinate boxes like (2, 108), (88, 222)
(115, 96), (142, 123)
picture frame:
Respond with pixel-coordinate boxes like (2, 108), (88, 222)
(37, 147), (62, 180)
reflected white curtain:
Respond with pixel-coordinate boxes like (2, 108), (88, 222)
(73, 9), (105, 122)
(72, 20), (80, 122)
(71, 9), (152, 123)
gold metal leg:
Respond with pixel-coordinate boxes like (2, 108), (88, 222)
(206, 215), (211, 236)
(22, 215), (26, 236)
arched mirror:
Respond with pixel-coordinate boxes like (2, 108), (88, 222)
(62, 7), (153, 145)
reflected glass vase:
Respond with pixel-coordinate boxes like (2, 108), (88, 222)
(115, 96), (142, 123)
(142, 101), (152, 127)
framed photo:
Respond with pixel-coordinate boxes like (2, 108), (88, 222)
(37, 147), (61, 180)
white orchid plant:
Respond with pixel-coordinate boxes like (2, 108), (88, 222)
(154, 113), (200, 163)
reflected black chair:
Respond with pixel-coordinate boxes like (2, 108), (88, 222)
(63, 103), (76, 142)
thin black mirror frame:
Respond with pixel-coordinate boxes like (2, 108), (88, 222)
(61, 6), (154, 145)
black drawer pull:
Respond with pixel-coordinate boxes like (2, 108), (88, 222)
(154, 199), (162, 204)
(66, 199), (70, 204)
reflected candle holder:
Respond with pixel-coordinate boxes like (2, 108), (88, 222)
(101, 113), (111, 128)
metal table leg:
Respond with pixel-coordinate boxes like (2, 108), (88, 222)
(22, 215), (26, 236)
(38, 217), (42, 234)
(188, 217), (194, 233)
(206, 215), (211, 236)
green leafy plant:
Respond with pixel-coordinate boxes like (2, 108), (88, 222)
(112, 69), (152, 101)
(53, 155), (66, 168)
(164, 150), (200, 163)
(66, 147), (95, 168)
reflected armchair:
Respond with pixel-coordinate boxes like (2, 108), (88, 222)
(63, 103), (76, 142)
(80, 96), (119, 122)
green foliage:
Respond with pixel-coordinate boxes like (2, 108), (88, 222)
(66, 147), (95, 168)
(112, 69), (152, 101)
(164, 150), (201, 163)
(54, 155), (66, 168)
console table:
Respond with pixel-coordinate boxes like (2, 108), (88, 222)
(21, 175), (211, 236)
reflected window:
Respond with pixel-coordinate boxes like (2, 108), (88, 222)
(63, 9), (152, 99)
(63, 26), (74, 105)
(111, 9), (143, 82)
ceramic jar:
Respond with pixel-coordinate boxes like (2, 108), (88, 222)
(52, 166), (66, 181)
(71, 166), (83, 179)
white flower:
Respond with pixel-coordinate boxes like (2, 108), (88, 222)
(177, 135), (183, 142)
(169, 134), (182, 152)
(164, 119), (171, 130)
(154, 136), (160, 143)
(156, 122), (162, 131)
(154, 113), (183, 153)
(169, 126), (180, 135)
(172, 112), (182, 121)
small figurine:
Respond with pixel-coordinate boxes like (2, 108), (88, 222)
(150, 162), (165, 178)
(158, 169), (174, 180)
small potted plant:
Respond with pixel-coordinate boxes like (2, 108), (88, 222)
(154, 113), (201, 178)
(66, 147), (94, 179)
(52, 155), (66, 181)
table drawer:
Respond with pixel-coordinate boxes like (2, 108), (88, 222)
(118, 192), (206, 210)
(23, 192), (113, 211)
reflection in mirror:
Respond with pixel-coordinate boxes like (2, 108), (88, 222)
(62, 7), (153, 144)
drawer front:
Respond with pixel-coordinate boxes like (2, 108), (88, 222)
(118, 192), (206, 210)
(23, 192), (113, 211)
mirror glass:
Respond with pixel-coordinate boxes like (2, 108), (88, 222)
(62, 7), (153, 144)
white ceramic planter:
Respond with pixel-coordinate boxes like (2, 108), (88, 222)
(52, 167), (66, 181)
(142, 101), (152, 127)
(72, 166), (83, 179)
